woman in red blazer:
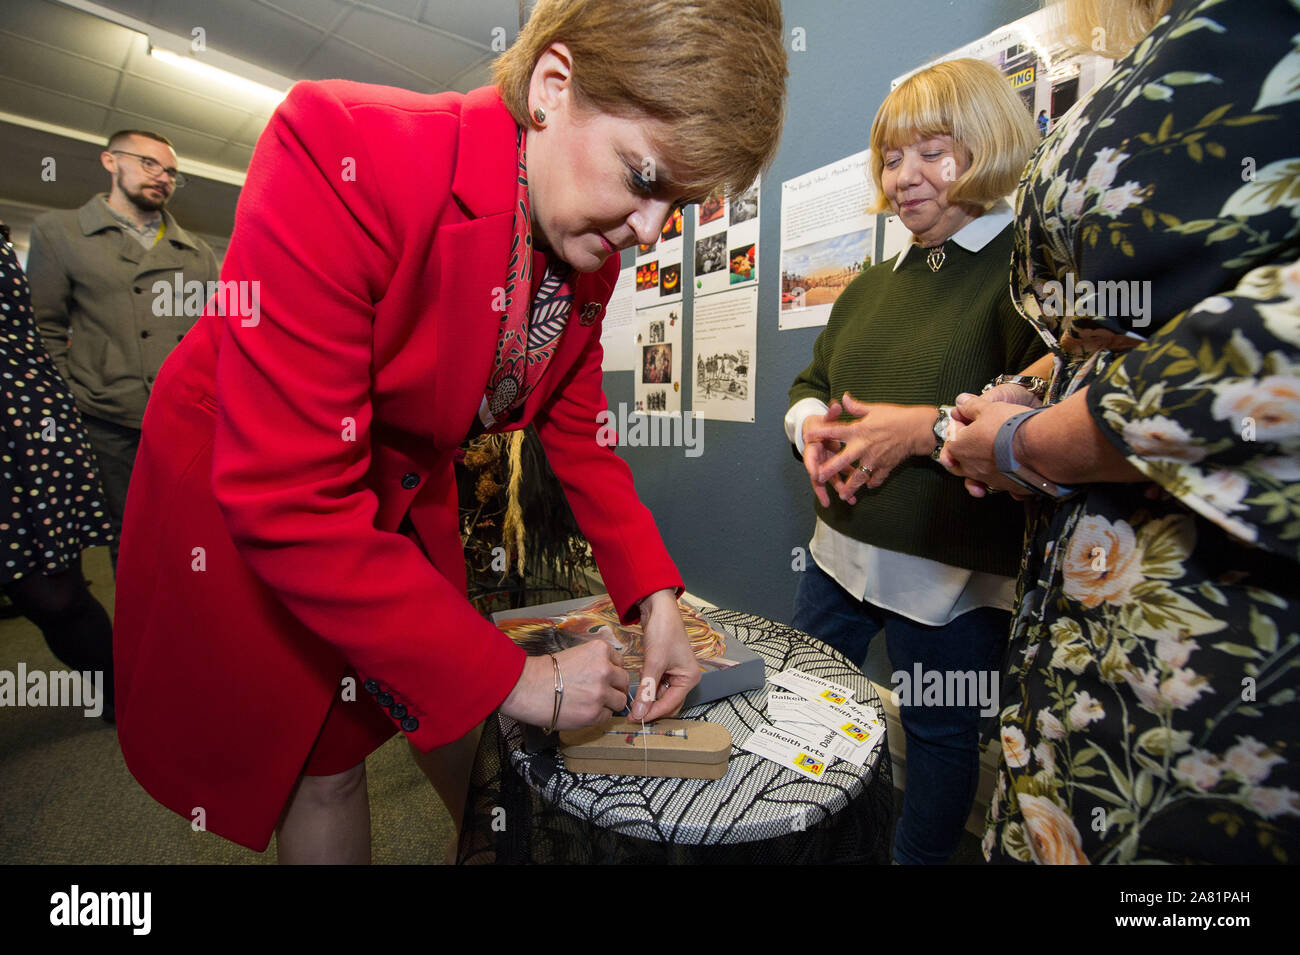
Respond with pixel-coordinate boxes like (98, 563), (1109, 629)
(112, 0), (787, 861)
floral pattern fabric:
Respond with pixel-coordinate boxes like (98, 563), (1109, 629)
(985, 0), (1300, 863)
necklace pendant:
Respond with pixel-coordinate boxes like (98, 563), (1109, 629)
(926, 246), (946, 272)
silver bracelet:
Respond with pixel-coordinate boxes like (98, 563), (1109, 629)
(543, 652), (564, 734)
(983, 374), (1048, 401)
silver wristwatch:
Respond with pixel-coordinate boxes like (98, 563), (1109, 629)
(931, 404), (955, 461)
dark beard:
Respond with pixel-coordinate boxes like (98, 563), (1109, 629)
(126, 184), (166, 213)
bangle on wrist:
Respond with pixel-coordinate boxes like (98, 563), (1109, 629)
(983, 374), (1048, 401)
(543, 652), (564, 733)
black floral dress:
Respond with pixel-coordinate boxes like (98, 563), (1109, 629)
(985, 0), (1300, 863)
(0, 223), (113, 584)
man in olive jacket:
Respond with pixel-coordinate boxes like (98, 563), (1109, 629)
(26, 130), (220, 570)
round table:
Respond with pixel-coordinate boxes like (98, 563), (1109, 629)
(457, 609), (895, 864)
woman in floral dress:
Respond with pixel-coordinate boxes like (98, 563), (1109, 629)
(944, 0), (1300, 862)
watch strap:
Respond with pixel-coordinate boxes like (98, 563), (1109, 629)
(994, 408), (1075, 498)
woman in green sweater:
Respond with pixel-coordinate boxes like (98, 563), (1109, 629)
(786, 58), (1048, 864)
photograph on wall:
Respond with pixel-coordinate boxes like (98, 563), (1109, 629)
(634, 302), (682, 415)
(598, 264), (636, 372)
(778, 149), (875, 329)
(694, 178), (760, 297)
(635, 210), (684, 307)
(692, 286), (757, 423)
(780, 228), (874, 319)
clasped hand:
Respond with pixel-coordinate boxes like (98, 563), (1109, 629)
(939, 383), (1042, 499)
(802, 394), (933, 506)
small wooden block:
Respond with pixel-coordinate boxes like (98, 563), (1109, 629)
(559, 718), (731, 779)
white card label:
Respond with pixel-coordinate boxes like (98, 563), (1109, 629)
(768, 668), (855, 706)
(740, 723), (833, 780)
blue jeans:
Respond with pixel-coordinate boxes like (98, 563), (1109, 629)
(792, 560), (1008, 865)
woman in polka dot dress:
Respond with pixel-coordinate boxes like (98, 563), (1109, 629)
(0, 220), (115, 720)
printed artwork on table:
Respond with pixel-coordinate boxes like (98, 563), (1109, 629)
(499, 595), (729, 683)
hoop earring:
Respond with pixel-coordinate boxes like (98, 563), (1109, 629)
(532, 106), (546, 126)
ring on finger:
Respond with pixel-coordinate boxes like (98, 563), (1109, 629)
(858, 464), (874, 476)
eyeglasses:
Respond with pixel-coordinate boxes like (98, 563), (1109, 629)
(110, 150), (187, 188)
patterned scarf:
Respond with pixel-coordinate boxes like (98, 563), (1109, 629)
(481, 128), (575, 427)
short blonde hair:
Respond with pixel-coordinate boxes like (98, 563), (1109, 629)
(868, 58), (1038, 214)
(1050, 0), (1174, 58)
(494, 0), (787, 200)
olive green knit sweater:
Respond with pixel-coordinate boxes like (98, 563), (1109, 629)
(789, 226), (1047, 577)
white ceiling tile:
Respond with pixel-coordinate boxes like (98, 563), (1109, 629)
(0, 35), (122, 104)
(227, 113), (274, 149)
(215, 141), (255, 170)
(297, 36), (434, 90)
(114, 75), (259, 141)
(97, 0), (326, 80)
(357, 0), (424, 19)
(333, 8), (484, 85)
(257, 0), (350, 29)
(102, 109), (226, 163)
(449, 57), (495, 95)
(86, 0), (157, 19)
(419, 0), (520, 45)
(0, 75), (110, 134)
(3, 0), (136, 63)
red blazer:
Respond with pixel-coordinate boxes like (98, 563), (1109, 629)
(113, 81), (682, 851)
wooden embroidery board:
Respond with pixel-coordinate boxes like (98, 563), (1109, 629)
(559, 718), (732, 780)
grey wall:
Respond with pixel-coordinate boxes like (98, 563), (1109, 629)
(603, 0), (1038, 623)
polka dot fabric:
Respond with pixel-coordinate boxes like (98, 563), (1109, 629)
(0, 226), (113, 584)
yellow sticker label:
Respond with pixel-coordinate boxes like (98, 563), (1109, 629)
(794, 754), (825, 776)
(819, 690), (847, 705)
(841, 722), (870, 743)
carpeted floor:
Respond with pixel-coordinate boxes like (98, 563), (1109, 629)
(0, 545), (456, 864)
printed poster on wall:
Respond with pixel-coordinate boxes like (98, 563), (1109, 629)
(891, 8), (1112, 132)
(599, 265), (636, 372)
(693, 179), (760, 297)
(692, 286), (757, 423)
(634, 206), (685, 308)
(634, 302), (682, 416)
(778, 149), (876, 330)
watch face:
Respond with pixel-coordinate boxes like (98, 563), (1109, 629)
(933, 408), (952, 442)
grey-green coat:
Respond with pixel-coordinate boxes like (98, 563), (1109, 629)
(26, 195), (220, 429)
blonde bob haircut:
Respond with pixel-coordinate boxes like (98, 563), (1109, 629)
(1049, 0), (1174, 59)
(868, 58), (1038, 215)
(494, 0), (787, 200)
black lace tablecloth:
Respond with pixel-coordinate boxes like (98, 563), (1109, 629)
(457, 610), (895, 864)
